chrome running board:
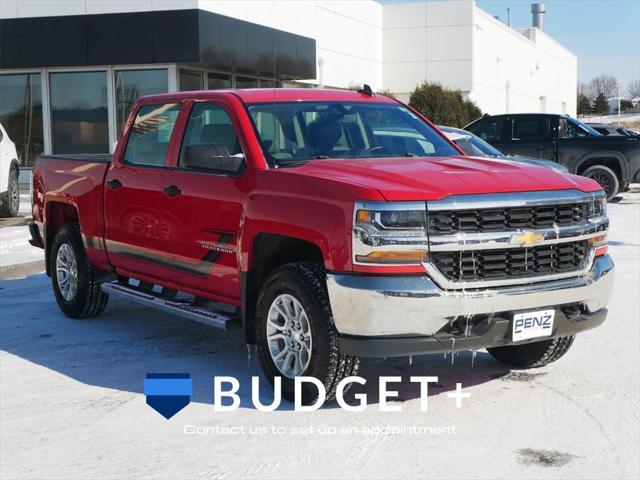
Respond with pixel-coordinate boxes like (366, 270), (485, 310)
(101, 281), (238, 330)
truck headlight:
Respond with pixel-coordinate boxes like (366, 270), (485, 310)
(353, 201), (428, 265)
(588, 194), (607, 220)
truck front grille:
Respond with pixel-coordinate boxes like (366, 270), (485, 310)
(430, 241), (588, 282)
(428, 203), (591, 234)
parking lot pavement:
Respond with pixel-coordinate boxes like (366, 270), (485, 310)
(0, 195), (639, 480)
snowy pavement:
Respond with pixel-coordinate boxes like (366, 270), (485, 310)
(0, 194), (44, 271)
(1, 197), (639, 479)
(0, 226), (44, 268)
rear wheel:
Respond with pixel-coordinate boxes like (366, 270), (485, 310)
(50, 224), (109, 318)
(255, 262), (359, 404)
(487, 336), (575, 368)
(0, 168), (19, 217)
(583, 165), (620, 201)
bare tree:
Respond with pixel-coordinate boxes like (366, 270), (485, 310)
(627, 79), (640, 99)
(588, 74), (619, 99)
(577, 82), (590, 97)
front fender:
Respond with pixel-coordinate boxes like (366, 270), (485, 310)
(239, 193), (352, 272)
(575, 150), (628, 180)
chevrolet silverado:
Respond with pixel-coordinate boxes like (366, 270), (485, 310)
(30, 89), (614, 403)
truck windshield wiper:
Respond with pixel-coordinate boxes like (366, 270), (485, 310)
(276, 160), (310, 168)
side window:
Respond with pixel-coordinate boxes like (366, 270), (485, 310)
(564, 120), (588, 138)
(124, 103), (181, 166)
(512, 116), (552, 141)
(179, 102), (242, 169)
(468, 117), (504, 142)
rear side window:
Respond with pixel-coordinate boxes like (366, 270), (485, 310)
(124, 103), (181, 166)
(512, 116), (551, 141)
(179, 102), (242, 168)
(467, 117), (504, 142)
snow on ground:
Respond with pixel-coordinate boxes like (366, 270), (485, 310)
(0, 225), (44, 267)
(0, 193), (43, 269)
(0, 197), (639, 480)
(580, 112), (640, 124)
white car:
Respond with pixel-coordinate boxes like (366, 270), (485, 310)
(0, 122), (21, 217)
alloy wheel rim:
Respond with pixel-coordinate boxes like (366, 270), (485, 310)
(56, 243), (78, 301)
(266, 293), (312, 378)
(591, 172), (612, 195)
(9, 179), (18, 212)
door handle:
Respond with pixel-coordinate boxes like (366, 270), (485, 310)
(163, 185), (181, 197)
(107, 179), (123, 190)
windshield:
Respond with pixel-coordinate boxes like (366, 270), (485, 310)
(247, 102), (459, 165)
(439, 127), (504, 157)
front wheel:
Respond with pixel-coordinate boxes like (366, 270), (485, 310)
(487, 336), (575, 368)
(583, 165), (620, 201)
(50, 224), (109, 318)
(255, 262), (359, 405)
(0, 168), (19, 217)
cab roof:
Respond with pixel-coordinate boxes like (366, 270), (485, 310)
(140, 88), (398, 104)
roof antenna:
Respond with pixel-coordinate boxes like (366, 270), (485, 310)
(358, 84), (374, 97)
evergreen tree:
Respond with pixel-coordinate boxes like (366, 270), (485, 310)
(593, 93), (609, 115)
(577, 93), (592, 116)
(409, 82), (482, 127)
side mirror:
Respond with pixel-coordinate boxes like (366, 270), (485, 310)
(182, 144), (244, 175)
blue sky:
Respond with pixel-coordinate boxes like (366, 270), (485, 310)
(379, 0), (640, 96)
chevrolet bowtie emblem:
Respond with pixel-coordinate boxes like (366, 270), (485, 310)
(512, 230), (545, 246)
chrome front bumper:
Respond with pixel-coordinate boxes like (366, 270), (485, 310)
(327, 254), (614, 337)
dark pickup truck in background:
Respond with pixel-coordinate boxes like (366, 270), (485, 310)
(465, 113), (640, 200)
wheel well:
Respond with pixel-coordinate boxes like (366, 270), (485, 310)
(577, 157), (623, 182)
(45, 202), (79, 275)
(242, 233), (324, 344)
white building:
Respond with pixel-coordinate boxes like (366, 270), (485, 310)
(186, 0), (577, 115)
(0, 0), (577, 172)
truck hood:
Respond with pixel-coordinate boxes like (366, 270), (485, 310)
(289, 156), (601, 201)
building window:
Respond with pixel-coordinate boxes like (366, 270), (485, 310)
(236, 76), (257, 89)
(180, 70), (203, 91)
(115, 69), (168, 138)
(0, 73), (44, 167)
(49, 71), (109, 154)
(260, 78), (280, 88)
(207, 73), (232, 90)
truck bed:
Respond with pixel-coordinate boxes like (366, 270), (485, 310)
(32, 153), (113, 272)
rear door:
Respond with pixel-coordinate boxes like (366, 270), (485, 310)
(160, 100), (246, 302)
(103, 102), (184, 279)
(505, 115), (556, 159)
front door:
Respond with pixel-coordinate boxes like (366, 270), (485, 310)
(160, 100), (246, 303)
(104, 102), (183, 280)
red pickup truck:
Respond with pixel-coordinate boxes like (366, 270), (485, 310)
(30, 89), (614, 403)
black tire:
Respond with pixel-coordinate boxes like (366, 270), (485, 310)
(583, 165), (620, 201)
(255, 262), (359, 405)
(50, 224), (109, 319)
(487, 336), (575, 368)
(0, 167), (19, 217)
